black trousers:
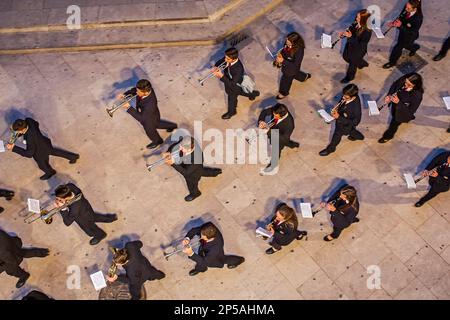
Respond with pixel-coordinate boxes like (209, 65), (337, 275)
(194, 255), (245, 272)
(144, 119), (177, 143)
(35, 147), (78, 175)
(185, 167), (222, 196)
(438, 37), (450, 56)
(381, 118), (402, 139)
(227, 90), (254, 114)
(270, 230), (303, 250)
(327, 125), (364, 151)
(344, 58), (368, 81)
(78, 213), (116, 239)
(389, 39), (420, 64)
(2, 247), (47, 280)
(419, 177), (448, 203)
(279, 71), (308, 96)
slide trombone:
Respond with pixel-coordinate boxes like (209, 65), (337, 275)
(8, 128), (19, 145)
(246, 117), (277, 144)
(146, 150), (181, 172)
(198, 60), (227, 86)
(332, 21), (357, 49)
(106, 94), (136, 118)
(24, 193), (83, 224)
(163, 238), (201, 260)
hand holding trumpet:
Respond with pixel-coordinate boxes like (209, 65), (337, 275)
(212, 66), (224, 79)
(320, 201), (336, 212)
(163, 152), (175, 165)
(106, 274), (118, 283)
(331, 109), (340, 119)
(259, 121), (269, 129)
(6, 143), (13, 150)
(181, 238), (194, 255)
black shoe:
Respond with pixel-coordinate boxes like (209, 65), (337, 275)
(184, 193), (201, 202)
(213, 169), (222, 177)
(0, 207), (4, 214)
(340, 77), (352, 84)
(296, 231), (307, 240)
(5, 191), (14, 201)
(16, 273), (30, 289)
(304, 73), (312, 81)
(378, 137), (391, 144)
(166, 127), (177, 133)
(382, 62), (395, 69)
(34, 248), (50, 257)
(323, 235), (334, 242)
(319, 148), (334, 156)
(249, 91), (260, 101)
(447, 127), (450, 133)
(353, 218), (360, 223)
(358, 62), (369, 69)
(348, 136), (357, 141)
(414, 200), (425, 207)
(111, 214), (118, 222)
(40, 172), (56, 180)
(265, 247), (277, 255)
(276, 94), (287, 100)
(409, 47), (419, 56)
(189, 269), (200, 276)
(433, 53), (446, 61)
(146, 140), (163, 149)
(89, 236), (105, 246)
(221, 112), (236, 120)
(69, 154), (80, 164)
(289, 141), (300, 148)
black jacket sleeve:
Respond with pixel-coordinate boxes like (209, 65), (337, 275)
(185, 226), (202, 239)
(220, 62), (244, 94)
(337, 97), (362, 127)
(124, 87), (137, 96)
(281, 47), (304, 76)
(399, 12), (423, 40)
(426, 152), (450, 171)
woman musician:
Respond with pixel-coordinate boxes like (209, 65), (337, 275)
(378, 72), (423, 143)
(340, 9), (372, 83)
(264, 203), (307, 254)
(321, 185), (360, 242)
(275, 32), (311, 100)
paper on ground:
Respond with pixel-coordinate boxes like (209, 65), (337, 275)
(0, 140), (5, 153)
(368, 101), (380, 116)
(443, 96), (450, 110)
(90, 271), (107, 291)
(404, 173), (417, 189)
(300, 203), (313, 218)
(321, 34), (332, 48)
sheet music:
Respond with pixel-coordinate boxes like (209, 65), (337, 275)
(256, 227), (273, 238)
(300, 203), (313, 218)
(443, 96), (450, 110)
(403, 173), (416, 189)
(0, 140), (5, 153)
(27, 198), (41, 214)
(318, 109), (334, 123)
(372, 27), (385, 39)
(368, 101), (380, 116)
(321, 33), (332, 48)
(90, 271), (107, 291)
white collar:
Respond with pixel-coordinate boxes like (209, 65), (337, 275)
(229, 59), (238, 67)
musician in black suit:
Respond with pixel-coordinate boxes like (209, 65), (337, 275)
(107, 241), (165, 300)
(321, 185), (360, 241)
(121, 79), (177, 149)
(0, 188), (14, 215)
(182, 222), (245, 276)
(258, 103), (299, 174)
(21, 290), (54, 300)
(340, 9), (372, 83)
(319, 84), (364, 156)
(0, 229), (49, 288)
(433, 36), (450, 61)
(54, 183), (117, 245)
(264, 203), (307, 254)
(383, 0), (423, 68)
(378, 72), (423, 143)
(415, 151), (450, 207)
(6, 118), (79, 180)
(275, 32), (311, 99)
(164, 136), (222, 202)
(212, 47), (260, 119)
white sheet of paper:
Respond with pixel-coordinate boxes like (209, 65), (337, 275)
(318, 109), (334, 123)
(372, 27), (385, 39)
(300, 203), (313, 218)
(404, 173), (417, 189)
(321, 33), (332, 48)
(265, 46), (274, 58)
(0, 140), (5, 153)
(256, 227), (273, 238)
(90, 271), (107, 291)
(443, 96), (450, 110)
(368, 101), (380, 116)
(27, 198), (41, 214)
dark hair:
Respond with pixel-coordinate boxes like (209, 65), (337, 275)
(273, 103), (288, 117)
(12, 119), (27, 131)
(405, 72), (424, 93)
(340, 185), (357, 207)
(225, 47), (239, 60)
(277, 204), (298, 229)
(286, 32), (305, 55)
(54, 185), (73, 199)
(357, 9), (371, 35)
(342, 84), (359, 97)
(136, 79), (152, 93)
(408, 0), (422, 13)
(200, 223), (218, 239)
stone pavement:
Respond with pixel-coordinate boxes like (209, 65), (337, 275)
(0, 0), (449, 300)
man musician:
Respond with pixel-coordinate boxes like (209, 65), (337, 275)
(6, 118), (79, 180)
(182, 222), (245, 276)
(54, 183), (117, 245)
(258, 103), (299, 175)
(120, 79), (178, 149)
(106, 241), (165, 300)
(415, 150), (450, 207)
(212, 47), (260, 119)
(164, 136), (222, 202)
(0, 228), (49, 288)
(433, 36), (450, 61)
(0, 188), (14, 214)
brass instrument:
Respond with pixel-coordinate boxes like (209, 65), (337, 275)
(330, 99), (346, 115)
(414, 163), (449, 184)
(198, 60), (227, 86)
(311, 198), (338, 215)
(246, 117), (277, 144)
(378, 86), (405, 111)
(163, 238), (201, 260)
(146, 150), (181, 172)
(24, 193), (83, 224)
(8, 128), (19, 145)
(383, 9), (408, 36)
(332, 21), (357, 49)
(106, 94), (136, 118)
(266, 46), (284, 68)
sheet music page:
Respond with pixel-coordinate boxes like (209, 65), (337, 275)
(372, 27), (385, 39)
(300, 203), (313, 218)
(368, 101), (380, 116)
(27, 198), (41, 214)
(0, 140), (5, 153)
(321, 33), (332, 48)
(443, 96), (450, 110)
(318, 109), (334, 123)
(404, 173), (416, 189)
(90, 271), (107, 291)
(256, 227), (273, 238)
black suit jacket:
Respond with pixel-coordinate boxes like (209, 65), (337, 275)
(270, 217), (300, 246)
(281, 47), (305, 77)
(426, 151), (450, 192)
(258, 106), (295, 148)
(168, 139), (204, 180)
(60, 183), (97, 229)
(0, 229), (24, 273)
(388, 76), (423, 123)
(398, 8), (423, 43)
(216, 58), (244, 95)
(12, 118), (53, 160)
(343, 26), (372, 63)
(123, 241), (165, 300)
(336, 96), (362, 132)
(327, 187), (359, 230)
(185, 222), (227, 269)
(125, 87), (161, 128)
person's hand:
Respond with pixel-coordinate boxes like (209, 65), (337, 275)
(121, 102), (131, 109)
(276, 53), (284, 64)
(391, 94), (400, 104)
(320, 202), (326, 208)
(331, 109), (339, 119)
(163, 152), (175, 165)
(338, 31), (344, 37)
(6, 143), (13, 150)
(384, 96), (391, 104)
(393, 19), (402, 28)
(259, 121), (268, 129)
(430, 171), (438, 178)
(182, 238), (190, 246)
(116, 93), (125, 100)
(343, 30), (352, 37)
(326, 203), (336, 211)
(212, 67), (223, 78)
(183, 245), (194, 256)
(421, 170), (429, 177)
(106, 274), (118, 283)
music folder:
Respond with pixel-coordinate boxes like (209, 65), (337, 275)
(318, 109), (334, 123)
(90, 271), (107, 291)
(403, 173), (417, 189)
(368, 101), (380, 116)
(443, 96), (450, 110)
(256, 227), (273, 238)
(372, 27), (385, 39)
(0, 140), (5, 153)
(321, 33), (332, 48)
(27, 198), (41, 214)
(300, 203), (313, 218)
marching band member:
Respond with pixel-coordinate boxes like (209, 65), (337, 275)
(164, 136), (222, 202)
(54, 183), (117, 245)
(382, 0), (423, 69)
(212, 47), (260, 119)
(433, 36), (450, 61)
(106, 241), (165, 300)
(378, 72), (423, 143)
(21, 290), (54, 300)
(321, 185), (360, 241)
(264, 203), (307, 255)
(319, 84), (364, 156)
(0, 188), (14, 214)
(120, 79), (178, 149)
(6, 118), (79, 180)
(275, 32), (311, 99)
(340, 9), (372, 83)
(258, 103), (299, 174)
(414, 150), (450, 207)
(0, 228), (49, 288)
(182, 222), (245, 276)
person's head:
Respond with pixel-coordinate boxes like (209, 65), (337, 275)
(404, 72), (423, 92)
(54, 184), (74, 201)
(339, 185), (357, 204)
(12, 119), (28, 134)
(356, 9), (371, 30)
(406, 0), (421, 13)
(272, 103), (288, 119)
(447, 155), (450, 164)
(342, 84), (359, 101)
(112, 248), (129, 266)
(286, 32), (305, 50)
(275, 204), (298, 228)
(179, 136), (195, 154)
(136, 79), (152, 98)
(225, 47), (239, 64)
(200, 223), (218, 241)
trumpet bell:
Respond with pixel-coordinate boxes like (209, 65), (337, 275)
(106, 108), (115, 118)
(40, 210), (53, 225)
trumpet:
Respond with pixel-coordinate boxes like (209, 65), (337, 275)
(245, 117), (277, 144)
(198, 60), (227, 86)
(8, 128), (19, 145)
(378, 86), (405, 111)
(24, 193), (83, 224)
(146, 150), (181, 172)
(106, 94), (136, 118)
(311, 198), (338, 215)
(330, 99), (345, 115)
(163, 238), (201, 260)
(414, 163), (449, 183)
(332, 21), (357, 49)
(383, 9), (407, 36)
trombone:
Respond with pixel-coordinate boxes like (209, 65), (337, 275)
(106, 94), (136, 118)
(146, 150), (181, 172)
(198, 60), (227, 86)
(24, 193), (83, 224)
(246, 117), (277, 144)
(163, 238), (201, 260)
(8, 128), (19, 145)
